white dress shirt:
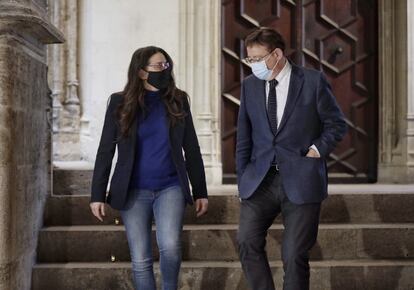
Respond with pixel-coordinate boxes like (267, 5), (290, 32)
(265, 59), (320, 156)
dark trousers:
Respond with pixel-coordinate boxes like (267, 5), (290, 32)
(237, 167), (321, 290)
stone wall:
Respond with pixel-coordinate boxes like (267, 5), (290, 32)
(0, 1), (63, 289)
(78, 0), (181, 164)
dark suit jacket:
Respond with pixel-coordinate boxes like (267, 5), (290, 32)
(90, 93), (208, 210)
(236, 64), (347, 204)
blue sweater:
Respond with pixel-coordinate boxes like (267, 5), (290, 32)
(129, 90), (180, 191)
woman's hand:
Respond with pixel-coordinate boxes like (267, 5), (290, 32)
(90, 202), (106, 222)
(195, 198), (208, 217)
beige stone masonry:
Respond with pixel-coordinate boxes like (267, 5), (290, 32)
(0, 1), (63, 289)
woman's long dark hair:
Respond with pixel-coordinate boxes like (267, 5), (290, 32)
(117, 46), (187, 138)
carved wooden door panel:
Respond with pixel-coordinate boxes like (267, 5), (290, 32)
(221, 0), (378, 183)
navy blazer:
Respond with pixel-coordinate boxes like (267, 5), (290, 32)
(91, 93), (208, 210)
(236, 64), (347, 204)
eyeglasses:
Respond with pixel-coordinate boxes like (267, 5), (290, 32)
(146, 62), (170, 70)
(243, 51), (273, 64)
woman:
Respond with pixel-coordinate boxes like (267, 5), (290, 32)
(89, 46), (209, 290)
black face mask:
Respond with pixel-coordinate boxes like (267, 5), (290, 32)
(146, 69), (171, 90)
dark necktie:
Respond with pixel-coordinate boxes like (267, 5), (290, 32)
(267, 79), (278, 135)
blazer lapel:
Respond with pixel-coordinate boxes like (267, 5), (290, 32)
(276, 65), (304, 136)
(253, 78), (274, 134)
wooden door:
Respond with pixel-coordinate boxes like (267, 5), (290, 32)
(221, 0), (378, 183)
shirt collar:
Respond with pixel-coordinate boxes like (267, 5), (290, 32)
(271, 58), (291, 84)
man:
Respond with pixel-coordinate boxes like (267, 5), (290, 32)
(236, 28), (347, 290)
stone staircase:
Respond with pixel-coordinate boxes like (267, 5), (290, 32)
(31, 166), (414, 290)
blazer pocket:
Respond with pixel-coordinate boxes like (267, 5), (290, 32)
(301, 155), (322, 161)
(294, 104), (315, 111)
(305, 157), (321, 161)
(295, 103), (313, 107)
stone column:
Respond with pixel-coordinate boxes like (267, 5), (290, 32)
(378, 0), (414, 182)
(406, 0), (414, 171)
(178, 0), (222, 185)
(0, 1), (63, 289)
(48, 0), (81, 161)
(48, 0), (64, 133)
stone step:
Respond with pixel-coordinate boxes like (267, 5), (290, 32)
(31, 260), (414, 290)
(52, 166), (414, 198)
(53, 168), (93, 196)
(37, 223), (414, 263)
(44, 191), (414, 226)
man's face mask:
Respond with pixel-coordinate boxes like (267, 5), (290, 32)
(247, 49), (280, 81)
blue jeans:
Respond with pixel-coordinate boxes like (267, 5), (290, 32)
(120, 185), (186, 290)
